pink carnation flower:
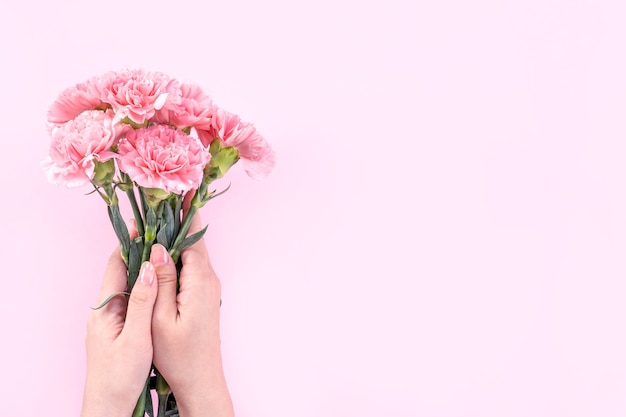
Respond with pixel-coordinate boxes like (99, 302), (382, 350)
(155, 82), (215, 131)
(47, 79), (103, 125)
(198, 108), (275, 180)
(100, 69), (171, 125)
(117, 125), (209, 194)
(43, 110), (120, 187)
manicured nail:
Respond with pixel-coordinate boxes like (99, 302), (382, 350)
(151, 244), (171, 267)
(139, 262), (155, 285)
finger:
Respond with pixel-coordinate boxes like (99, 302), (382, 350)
(181, 208), (211, 263)
(180, 209), (217, 283)
(178, 209), (222, 312)
(121, 261), (158, 340)
(181, 189), (207, 236)
(182, 189), (195, 214)
(150, 244), (178, 320)
(95, 247), (128, 305)
(128, 218), (138, 240)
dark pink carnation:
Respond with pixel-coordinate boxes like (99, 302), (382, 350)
(47, 79), (103, 125)
(198, 108), (275, 180)
(99, 69), (172, 125)
(117, 125), (209, 194)
(42, 110), (121, 187)
(154, 82), (215, 130)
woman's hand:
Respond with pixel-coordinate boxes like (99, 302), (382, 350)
(81, 252), (158, 417)
(150, 211), (234, 417)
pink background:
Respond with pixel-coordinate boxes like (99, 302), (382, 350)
(2, 0), (626, 416)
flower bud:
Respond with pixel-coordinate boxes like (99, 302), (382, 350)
(204, 139), (240, 181)
(142, 187), (170, 208)
(92, 159), (116, 187)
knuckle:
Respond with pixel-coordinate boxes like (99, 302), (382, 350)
(129, 289), (151, 307)
(152, 309), (169, 326)
(151, 315), (169, 335)
(156, 270), (178, 285)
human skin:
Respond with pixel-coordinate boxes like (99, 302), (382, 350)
(81, 254), (158, 417)
(81, 211), (233, 417)
(150, 212), (234, 417)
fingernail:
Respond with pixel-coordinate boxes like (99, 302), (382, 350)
(151, 244), (171, 267)
(139, 262), (155, 285)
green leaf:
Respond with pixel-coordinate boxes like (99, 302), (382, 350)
(132, 377), (149, 417)
(155, 370), (171, 395)
(173, 195), (182, 238)
(146, 206), (157, 228)
(128, 239), (141, 290)
(206, 183), (231, 202)
(125, 187), (145, 236)
(161, 202), (175, 247)
(156, 199), (165, 220)
(90, 291), (130, 310)
(164, 393), (179, 416)
(107, 204), (130, 263)
(156, 225), (169, 247)
(134, 237), (144, 260)
(139, 188), (149, 219)
(145, 206), (158, 243)
(107, 204), (114, 223)
(145, 383), (154, 417)
(177, 225), (208, 253)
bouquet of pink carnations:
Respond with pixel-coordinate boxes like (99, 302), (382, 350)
(42, 69), (274, 416)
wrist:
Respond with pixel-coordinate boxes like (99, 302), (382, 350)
(177, 399), (234, 417)
(81, 399), (132, 417)
(81, 379), (136, 417)
(174, 385), (234, 417)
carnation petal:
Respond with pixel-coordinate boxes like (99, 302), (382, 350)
(43, 110), (118, 188)
(117, 125), (209, 194)
(154, 93), (168, 110)
(242, 147), (276, 180)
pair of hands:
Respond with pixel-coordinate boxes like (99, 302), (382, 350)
(81, 213), (234, 417)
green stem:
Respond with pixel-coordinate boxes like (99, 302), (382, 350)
(142, 223), (155, 263)
(142, 236), (154, 263)
(131, 376), (150, 417)
(169, 204), (198, 264)
(157, 393), (168, 417)
(142, 205), (158, 263)
(155, 369), (171, 417)
(139, 188), (148, 220)
(107, 201), (130, 265)
(126, 188), (145, 236)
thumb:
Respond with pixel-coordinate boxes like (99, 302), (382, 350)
(150, 244), (178, 321)
(122, 261), (158, 340)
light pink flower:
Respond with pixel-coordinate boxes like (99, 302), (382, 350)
(117, 125), (209, 194)
(47, 79), (103, 125)
(155, 82), (215, 130)
(42, 110), (120, 187)
(99, 69), (171, 125)
(198, 108), (275, 180)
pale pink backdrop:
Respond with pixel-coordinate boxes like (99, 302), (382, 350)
(2, 0), (626, 416)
